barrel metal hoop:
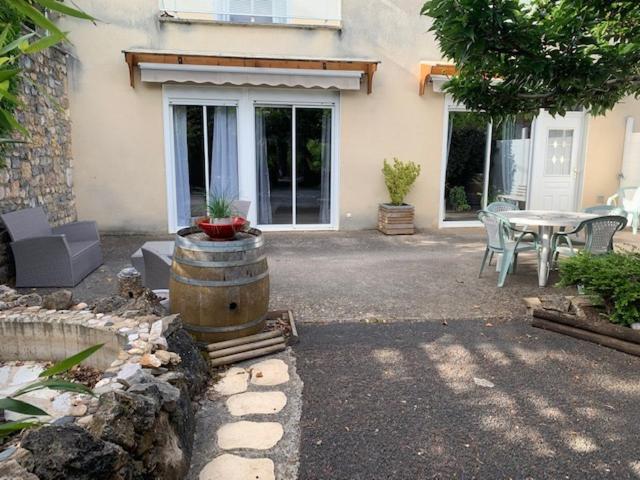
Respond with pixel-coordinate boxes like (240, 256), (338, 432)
(174, 255), (266, 268)
(171, 270), (269, 287)
(183, 315), (266, 334)
(175, 227), (264, 252)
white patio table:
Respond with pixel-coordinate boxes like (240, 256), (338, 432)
(501, 210), (598, 287)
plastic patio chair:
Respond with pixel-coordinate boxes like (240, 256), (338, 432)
(486, 201), (519, 213)
(607, 187), (639, 234)
(478, 210), (540, 287)
(551, 215), (627, 265)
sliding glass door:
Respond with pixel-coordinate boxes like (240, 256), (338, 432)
(442, 111), (532, 223)
(256, 105), (333, 227)
(172, 104), (239, 227)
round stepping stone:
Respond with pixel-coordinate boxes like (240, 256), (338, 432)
(226, 391), (287, 416)
(217, 421), (283, 450)
(249, 359), (289, 386)
(214, 367), (249, 396)
(199, 454), (274, 480)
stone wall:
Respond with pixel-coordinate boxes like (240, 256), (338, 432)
(0, 46), (76, 282)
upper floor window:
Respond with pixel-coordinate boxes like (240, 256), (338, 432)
(160, 0), (341, 28)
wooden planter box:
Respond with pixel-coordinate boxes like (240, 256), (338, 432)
(378, 203), (415, 235)
(532, 307), (640, 357)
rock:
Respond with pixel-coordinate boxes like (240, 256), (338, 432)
(42, 290), (73, 310)
(16, 293), (41, 307)
(89, 390), (160, 453)
(632, 323), (640, 330)
(20, 425), (133, 480)
(539, 295), (571, 313)
(140, 353), (162, 368)
(92, 295), (127, 314)
(154, 350), (181, 366)
(473, 377), (495, 388)
(70, 404), (88, 417)
(76, 414), (93, 427)
(52, 416), (75, 426)
(128, 381), (181, 413)
(226, 391), (287, 416)
(71, 302), (88, 311)
(214, 367), (249, 396)
(199, 454), (275, 480)
(0, 446), (16, 462)
(116, 363), (141, 384)
(0, 459), (39, 480)
(217, 421), (283, 450)
(249, 359), (290, 386)
(166, 327), (209, 397)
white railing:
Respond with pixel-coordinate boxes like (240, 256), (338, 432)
(159, 0), (341, 26)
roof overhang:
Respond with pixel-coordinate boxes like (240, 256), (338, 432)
(124, 49), (380, 94)
(419, 62), (457, 95)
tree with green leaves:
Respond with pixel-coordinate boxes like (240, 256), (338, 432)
(0, 1), (93, 159)
(421, 0), (640, 118)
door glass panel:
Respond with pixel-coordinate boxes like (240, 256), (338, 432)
(545, 129), (573, 176)
(295, 108), (332, 224)
(256, 106), (293, 224)
(488, 116), (532, 208)
(173, 105), (206, 226)
(443, 112), (487, 222)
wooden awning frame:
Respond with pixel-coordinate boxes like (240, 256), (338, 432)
(419, 63), (457, 95)
(124, 50), (380, 94)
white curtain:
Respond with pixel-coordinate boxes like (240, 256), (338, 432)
(319, 110), (332, 224)
(256, 109), (272, 224)
(173, 106), (191, 227)
(498, 120), (517, 195)
(210, 106), (239, 200)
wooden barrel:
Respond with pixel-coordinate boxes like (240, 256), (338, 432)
(169, 227), (269, 343)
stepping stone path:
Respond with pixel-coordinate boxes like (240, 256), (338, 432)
(190, 352), (302, 480)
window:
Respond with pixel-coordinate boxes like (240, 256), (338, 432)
(216, 0), (286, 23)
(443, 111), (532, 222)
(172, 105), (239, 227)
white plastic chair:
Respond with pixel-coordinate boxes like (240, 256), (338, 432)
(607, 187), (639, 234)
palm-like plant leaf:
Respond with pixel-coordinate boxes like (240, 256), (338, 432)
(0, 397), (48, 416)
(0, 419), (40, 437)
(39, 343), (104, 377)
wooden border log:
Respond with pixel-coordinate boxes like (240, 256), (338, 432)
(208, 336), (285, 359)
(206, 330), (282, 351)
(533, 308), (640, 344)
(210, 342), (286, 367)
(532, 317), (640, 357)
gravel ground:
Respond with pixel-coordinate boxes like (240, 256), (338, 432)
(295, 319), (640, 480)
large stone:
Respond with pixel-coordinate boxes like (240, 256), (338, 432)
(42, 290), (73, 310)
(214, 367), (249, 396)
(20, 424), (133, 480)
(249, 359), (290, 386)
(217, 421), (283, 450)
(0, 459), (39, 480)
(166, 327), (208, 397)
(226, 391), (287, 416)
(199, 454), (275, 480)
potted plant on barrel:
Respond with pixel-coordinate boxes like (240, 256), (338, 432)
(197, 196), (248, 240)
(378, 158), (421, 235)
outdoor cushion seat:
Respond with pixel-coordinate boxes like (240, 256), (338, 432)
(0, 207), (103, 287)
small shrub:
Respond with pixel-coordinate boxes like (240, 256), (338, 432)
(207, 196), (234, 219)
(449, 186), (470, 212)
(558, 251), (640, 326)
(382, 158), (421, 205)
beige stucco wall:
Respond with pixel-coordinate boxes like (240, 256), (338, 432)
(581, 98), (640, 208)
(60, 0), (640, 232)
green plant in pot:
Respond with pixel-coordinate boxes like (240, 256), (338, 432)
(378, 158), (421, 235)
(198, 196), (247, 240)
(449, 186), (471, 212)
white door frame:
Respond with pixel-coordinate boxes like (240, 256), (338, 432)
(162, 85), (340, 233)
(528, 110), (587, 211)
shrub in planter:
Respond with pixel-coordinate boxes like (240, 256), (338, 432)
(558, 251), (640, 326)
(379, 158), (421, 235)
(448, 186), (470, 212)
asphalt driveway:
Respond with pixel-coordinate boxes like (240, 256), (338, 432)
(295, 319), (640, 479)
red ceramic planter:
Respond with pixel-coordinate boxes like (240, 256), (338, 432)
(197, 216), (248, 240)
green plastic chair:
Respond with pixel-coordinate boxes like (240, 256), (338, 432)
(607, 187), (639, 234)
(551, 215), (627, 265)
(478, 210), (540, 287)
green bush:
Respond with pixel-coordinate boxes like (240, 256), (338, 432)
(382, 158), (421, 205)
(448, 186), (470, 212)
(558, 251), (640, 326)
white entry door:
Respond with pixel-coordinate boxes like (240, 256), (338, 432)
(529, 110), (585, 211)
